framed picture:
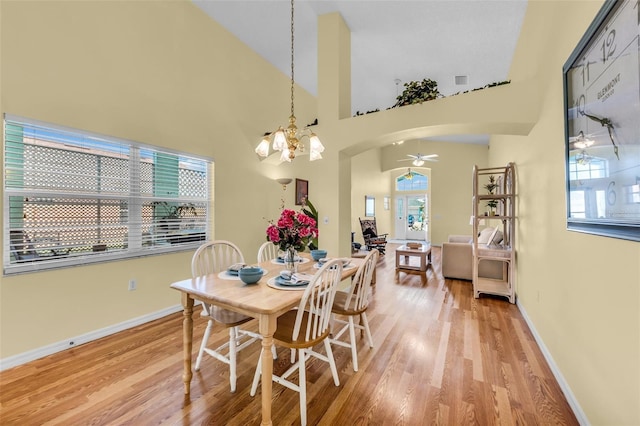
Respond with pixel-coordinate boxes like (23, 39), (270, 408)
(563, 0), (640, 241)
(295, 178), (308, 205)
(365, 195), (375, 217)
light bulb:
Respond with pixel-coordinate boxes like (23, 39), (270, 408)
(273, 129), (286, 151)
(255, 138), (270, 157)
(309, 133), (325, 153)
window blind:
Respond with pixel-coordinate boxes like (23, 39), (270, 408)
(3, 114), (210, 275)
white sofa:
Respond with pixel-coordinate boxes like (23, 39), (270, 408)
(441, 230), (504, 281)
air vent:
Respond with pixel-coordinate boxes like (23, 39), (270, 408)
(455, 75), (468, 85)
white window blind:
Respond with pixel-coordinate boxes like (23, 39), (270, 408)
(3, 114), (211, 275)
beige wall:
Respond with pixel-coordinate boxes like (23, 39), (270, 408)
(350, 148), (391, 245)
(1, 1), (639, 424)
(490, 1), (639, 424)
(0, 0), (318, 357)
(350, 139), (491, 246)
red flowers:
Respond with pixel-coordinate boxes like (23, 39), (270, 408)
(266, 209), (318, 251)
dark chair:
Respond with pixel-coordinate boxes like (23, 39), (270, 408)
(359, 217), (387, 254)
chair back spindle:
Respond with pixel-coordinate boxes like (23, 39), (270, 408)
(192, 240), (245, 277)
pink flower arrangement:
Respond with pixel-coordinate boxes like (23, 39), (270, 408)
(266, 209), (318, 251)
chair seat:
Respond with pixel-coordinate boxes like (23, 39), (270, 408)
(209, 305), (254, 327)
(331, 291), (367, 316)
(274, 310), (330, 349)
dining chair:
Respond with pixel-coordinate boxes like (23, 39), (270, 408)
(329, 248), (379, 372)
(257, 241), (279, 263)
(250, 259), (343, 426)
(257, 241), (301, 363)
(192, 240), (270, 392)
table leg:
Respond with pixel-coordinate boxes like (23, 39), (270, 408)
(180, 293), (194, 394)
(259, 314), (277, 426)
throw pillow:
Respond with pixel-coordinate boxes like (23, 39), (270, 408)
(477, 227), (495, 244)
(489, 227), (503, 244)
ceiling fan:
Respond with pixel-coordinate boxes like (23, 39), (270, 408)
(398, 153), (439, 166)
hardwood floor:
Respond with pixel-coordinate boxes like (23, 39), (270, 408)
(0, 244), (578, 425)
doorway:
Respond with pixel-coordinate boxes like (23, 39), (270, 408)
(395, 195), (428, 241)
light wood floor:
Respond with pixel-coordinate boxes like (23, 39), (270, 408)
(0, 244), (578, 425)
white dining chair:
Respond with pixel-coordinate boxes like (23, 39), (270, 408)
(329, 248), (379, 372)
(257, 241), (279, 263)
(257, 240), (299, 362)
(250, 259), (343, 426)
(192, 240), (272, 392)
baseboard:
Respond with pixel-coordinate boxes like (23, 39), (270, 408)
(516, 301), (590, 425)
(0, 304), (185, 371)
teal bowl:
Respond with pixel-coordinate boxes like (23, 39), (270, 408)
(310, 249), (327, 261)
(239, 267), (263, 284)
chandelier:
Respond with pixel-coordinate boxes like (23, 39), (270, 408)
(403, 168), (414, 180)
(255, 0), (324, 162)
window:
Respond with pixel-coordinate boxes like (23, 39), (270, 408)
(568, 154), (608, 181)
(364, 196), (375, 217)
(3, 114), (211, 275)
(396, 171), (428, 191)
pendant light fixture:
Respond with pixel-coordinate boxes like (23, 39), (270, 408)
(403, 168), (414, 180)
(255, 0), (325, 162)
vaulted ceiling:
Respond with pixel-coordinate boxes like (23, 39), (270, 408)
(193, 1), (527, 119)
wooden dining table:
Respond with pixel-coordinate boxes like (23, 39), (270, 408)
(170, 253), (363, 426)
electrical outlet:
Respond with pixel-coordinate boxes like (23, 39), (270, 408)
(128, 279), (137, 291)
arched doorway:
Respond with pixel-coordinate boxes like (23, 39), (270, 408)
(393, 169), (430, 241)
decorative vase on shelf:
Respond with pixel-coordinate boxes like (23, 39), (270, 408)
(284, 246), (298, 273)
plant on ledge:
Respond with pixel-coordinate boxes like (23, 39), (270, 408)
(392, 78), (442, 108)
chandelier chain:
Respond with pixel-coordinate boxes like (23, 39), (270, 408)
(254, 0), (324, 162)
(290, 0), (295, 117)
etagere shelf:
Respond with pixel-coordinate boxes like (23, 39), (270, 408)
(471, 163), (516, 303)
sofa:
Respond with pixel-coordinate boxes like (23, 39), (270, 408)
(441, 228), (504, 281)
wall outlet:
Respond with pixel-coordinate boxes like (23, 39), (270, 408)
(128, 279), (137, 291)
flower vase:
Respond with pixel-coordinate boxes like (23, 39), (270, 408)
(284, 247), (298, 273)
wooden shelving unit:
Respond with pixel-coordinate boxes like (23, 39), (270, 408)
(471, 163), (516, 303)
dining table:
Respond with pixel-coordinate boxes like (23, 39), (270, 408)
(170, 253), (364, 426)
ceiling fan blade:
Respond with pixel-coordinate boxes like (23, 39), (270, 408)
(397, 159), (413, 162)
(421, 154), (438, 159)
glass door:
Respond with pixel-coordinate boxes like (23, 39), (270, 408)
(394, 197), (405, 239)
(406, 195), (427, 241)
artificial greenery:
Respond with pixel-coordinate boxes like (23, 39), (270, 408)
(483, 175), (499, 212)
(452, 80), (511, 96)
(392, 78), (442, 108)
(301, 198), (319, 250)
(351, 79), (512, 116)
(354, 108), (381, 116)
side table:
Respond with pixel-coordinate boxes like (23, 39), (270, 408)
(395, 244), (432, 283)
